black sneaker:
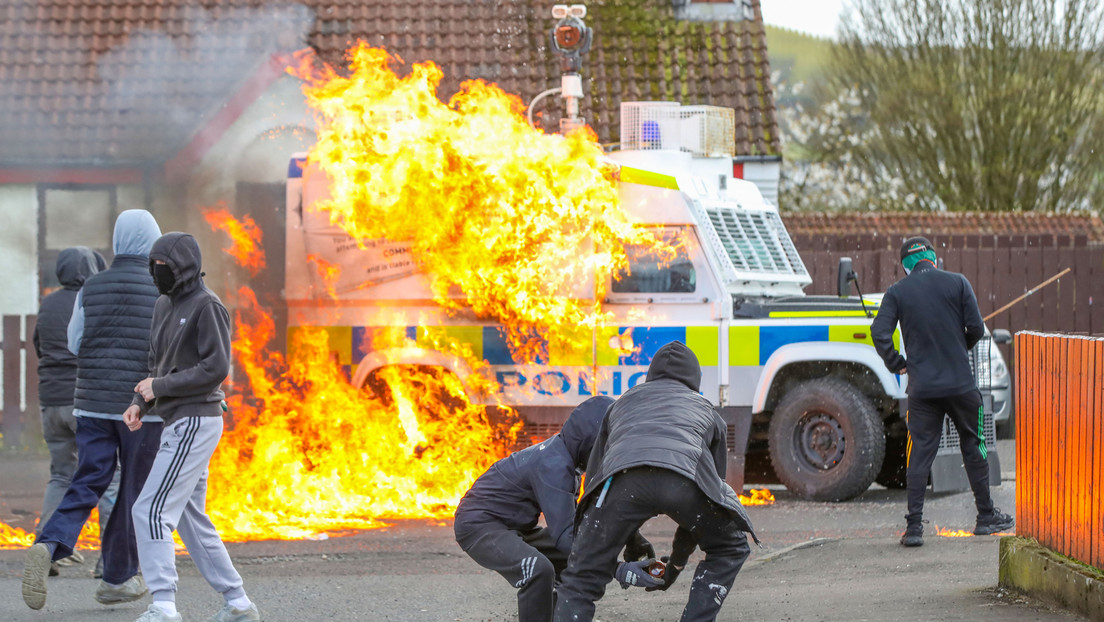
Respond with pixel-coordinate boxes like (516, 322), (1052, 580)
(900, 523), (924, 547)
(974, 508), (1014, 535)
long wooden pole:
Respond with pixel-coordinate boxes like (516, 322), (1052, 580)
(983, 267), (1072, 322)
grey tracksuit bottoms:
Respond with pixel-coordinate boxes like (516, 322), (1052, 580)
(132, 416), (245, 604)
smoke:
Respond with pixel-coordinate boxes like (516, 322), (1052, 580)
(0, 1), (315, 167)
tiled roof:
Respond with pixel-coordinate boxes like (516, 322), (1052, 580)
(0, 0), (778, 168)
(782, 212), (1104, 245)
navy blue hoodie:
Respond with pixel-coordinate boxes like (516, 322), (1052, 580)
(454, 396), (612, 556)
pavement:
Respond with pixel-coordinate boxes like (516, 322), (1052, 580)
(0, 439), (1089, 621)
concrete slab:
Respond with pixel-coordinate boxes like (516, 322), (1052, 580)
(999, 537), (1104, 622)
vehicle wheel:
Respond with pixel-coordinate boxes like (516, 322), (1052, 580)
(768, 377), (885, 501)
(876, 429), (908, 489)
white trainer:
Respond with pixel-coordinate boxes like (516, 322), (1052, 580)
(95, 573), (148, 604)
(135, 603), (183, 622)
(21, 543), (51, 610)
(210, 602), (261, 622)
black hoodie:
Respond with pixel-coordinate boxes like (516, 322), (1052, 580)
(131, 233), (231, 427)
(580, 341), (755, 556)
(454, 396), (612, 556)
(34, 247), (100, 406)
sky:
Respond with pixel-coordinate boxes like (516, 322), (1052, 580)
(759, 0), (846, 40)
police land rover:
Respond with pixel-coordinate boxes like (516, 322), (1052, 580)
(284, 101), (999, 502)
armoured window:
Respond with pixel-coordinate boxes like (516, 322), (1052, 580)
(612, 228), (696, 294)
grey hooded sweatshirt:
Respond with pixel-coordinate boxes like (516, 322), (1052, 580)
(131, 232), (231, 428)
(69, 210), (162, 420)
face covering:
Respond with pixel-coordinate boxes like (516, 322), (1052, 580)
(151, 263), (176, 295)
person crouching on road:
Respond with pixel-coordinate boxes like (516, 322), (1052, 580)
(553, 341), (757, 622)
(123, 233), (260, 622)
(454, 395), (659, 622)
(871, 236), (1013, 548)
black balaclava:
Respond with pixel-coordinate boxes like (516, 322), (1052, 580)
(151, 263), (175, 295)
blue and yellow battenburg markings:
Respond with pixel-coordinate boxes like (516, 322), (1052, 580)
(290, 322), (889, 371)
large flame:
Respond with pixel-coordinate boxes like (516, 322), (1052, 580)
(204, 287), (519, 540)
(293, 43), (668, 359)
(0, 509), (102, 551)
(202, 204), (265, 277)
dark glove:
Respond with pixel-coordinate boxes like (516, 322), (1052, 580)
(623, 531), (656, 562)
(615, 559), (664, 589)
(645, 556), (683, 592)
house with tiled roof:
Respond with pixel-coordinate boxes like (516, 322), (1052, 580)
(0, 0), (779, 314)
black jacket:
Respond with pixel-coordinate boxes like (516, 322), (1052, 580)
(454, 396), (611, 556)
(34, 247), (99, 406)
(580, 341), (756, 559)
(871, 261), (985, 399)
(133, 233), (231, 427)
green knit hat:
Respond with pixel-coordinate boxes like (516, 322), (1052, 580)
(900, 236), (937, 272)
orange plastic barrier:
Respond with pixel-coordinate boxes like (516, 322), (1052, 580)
(1015, 332), (1103, 570)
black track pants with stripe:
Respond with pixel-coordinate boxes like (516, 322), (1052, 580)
(131, 416), (245, 604)
(905, 388), (995, 524)
(454, 523), (565, 622)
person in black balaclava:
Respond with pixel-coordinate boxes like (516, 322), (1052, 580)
(454, 396), (657, 622)
(553, 341), (756, 622)
(871, 236), (1013, 547)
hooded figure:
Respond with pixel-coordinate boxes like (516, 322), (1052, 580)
(133, 232), (230, 428)
(32, 247), (101, 546)
(553, 341), (755, 622)
(454, 396), (650, 622)
(25, 211), (162, 612)
(125, 231), (258, 622)
(35, 247), (100, 407)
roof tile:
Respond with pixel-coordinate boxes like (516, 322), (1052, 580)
(0, 0), (778, 167)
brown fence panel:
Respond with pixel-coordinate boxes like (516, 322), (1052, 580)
(0, 314), (39, 448)
(1015, 331), (1104, 570)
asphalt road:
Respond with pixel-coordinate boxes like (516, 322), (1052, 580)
(0, 439), (1087, 621)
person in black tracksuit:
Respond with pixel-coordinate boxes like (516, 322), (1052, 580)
(454, 396), (657, 622)
(553, 341), (756, 622)
(871, 236), (1014, 547)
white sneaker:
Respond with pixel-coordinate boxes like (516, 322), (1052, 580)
(95, 573), (148, 604)
(55, 550), (85, 566)
(210, 602), (261, 622)
(21, 543), (51, 610)
(135, 604), (183, 622)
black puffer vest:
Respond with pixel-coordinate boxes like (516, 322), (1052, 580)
(36, 287), (81, 406)
(73, 256), (160, 415)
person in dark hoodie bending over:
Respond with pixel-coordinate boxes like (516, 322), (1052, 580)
(553, 341), (756, 622)
(123, 233), (260, 622)
(455, 395), (660, 622)
(23, 211), (163, 611)
(871, 237), (1013, 548)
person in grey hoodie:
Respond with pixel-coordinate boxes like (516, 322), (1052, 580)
(553, 341), (756, 622)
(22, 210), (163, 611)
(124, 232), (259, 622)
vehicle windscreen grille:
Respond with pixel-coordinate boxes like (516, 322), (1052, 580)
(706, 208), (808, 276)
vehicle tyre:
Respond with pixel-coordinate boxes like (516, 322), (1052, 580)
(876, 428), (908, 489)
(768, 377), (885, 501)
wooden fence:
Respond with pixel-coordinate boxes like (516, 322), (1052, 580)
(1014, 332), (1103, 570)
(793, 234), (1104, 337)
(0, 315), (39, 448)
